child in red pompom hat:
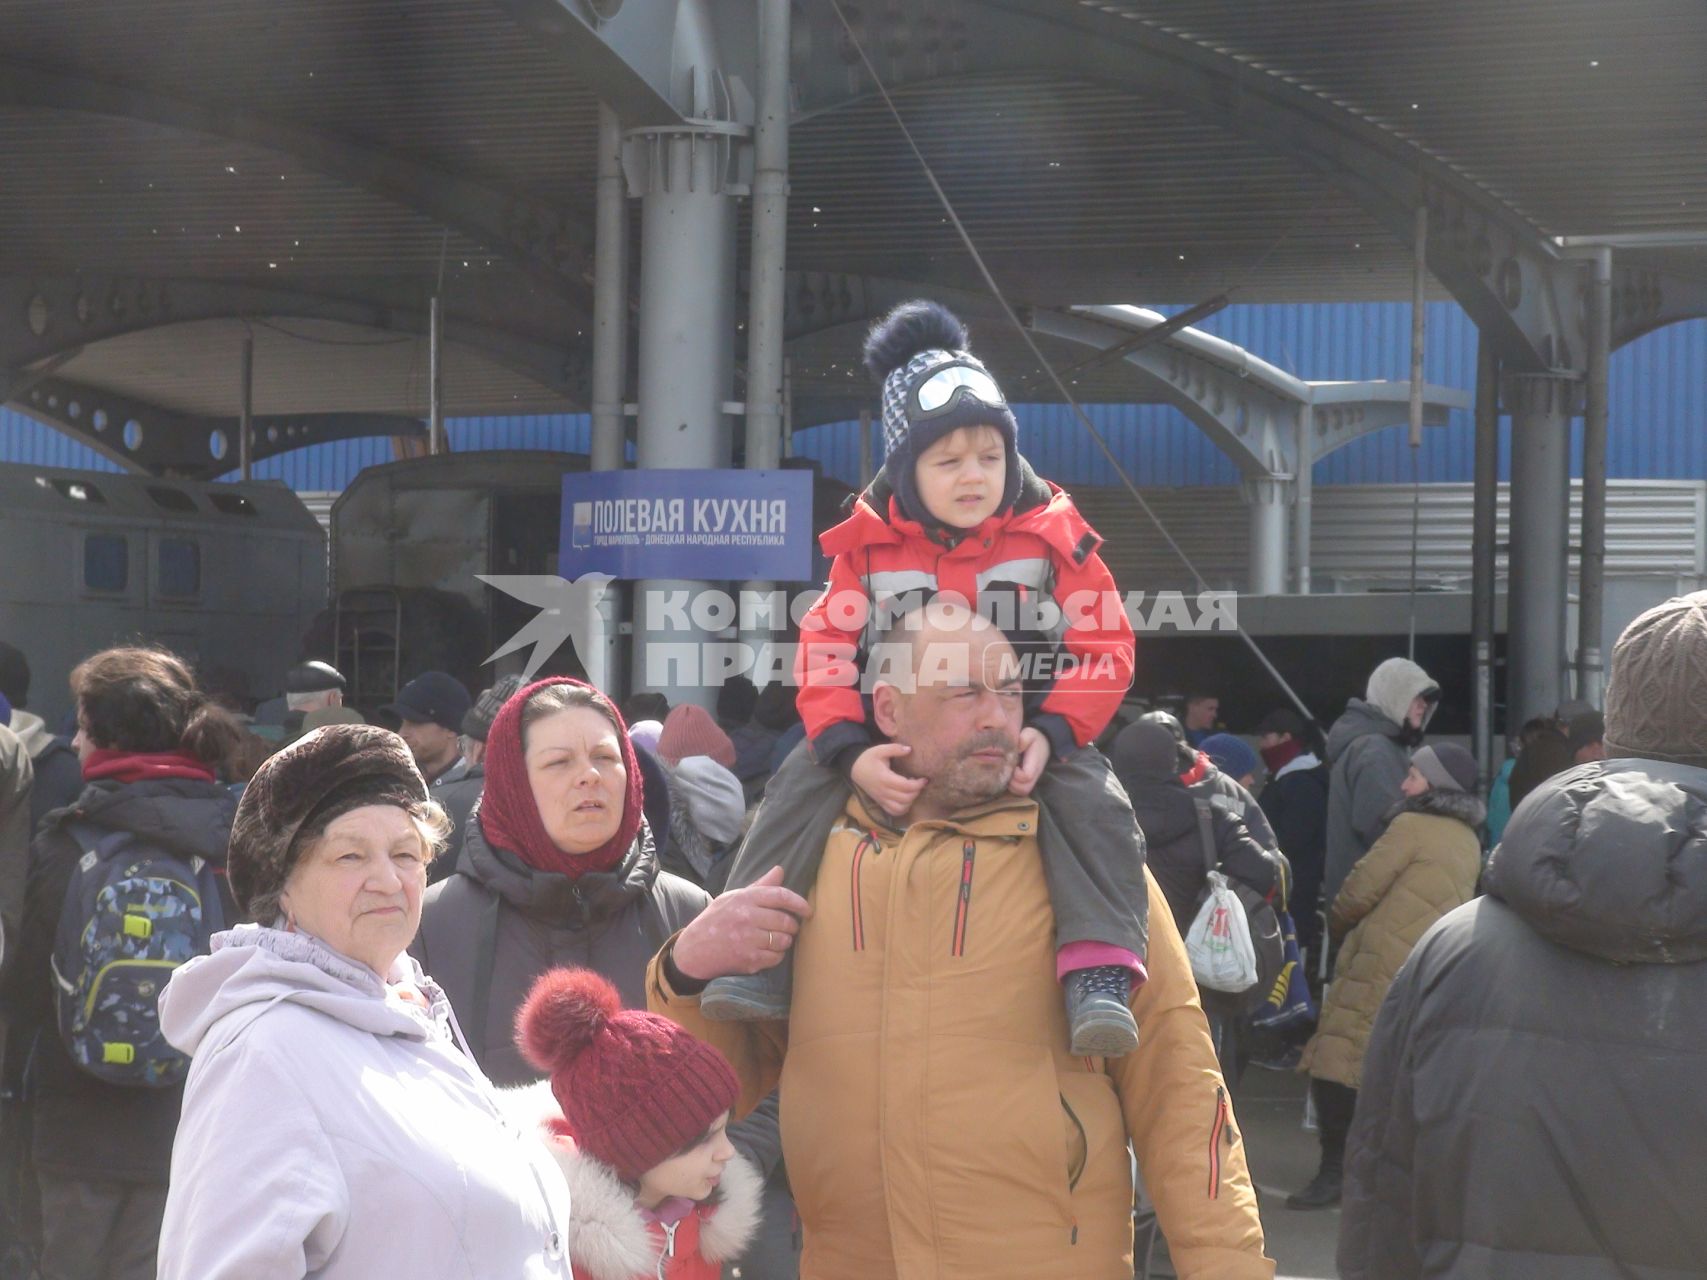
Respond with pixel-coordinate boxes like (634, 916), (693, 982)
(506, 967), (761, 1280)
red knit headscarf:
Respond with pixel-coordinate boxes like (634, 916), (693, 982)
(477, 677), (645, 880)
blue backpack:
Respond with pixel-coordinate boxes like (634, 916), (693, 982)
(49, 822), (226, 1088)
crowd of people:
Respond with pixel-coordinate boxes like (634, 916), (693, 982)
(0, 298), (1700, 1280)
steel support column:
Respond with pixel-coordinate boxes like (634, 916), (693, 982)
(1293, 406), (1312, 593)
(1578, 249), (1612, 707)
(1244, 476), (1289, 596)
(591, 104), (630, 474)
(1505, 374), (1574, 730)
(1471, 336), (1500, 782)
(624, 37), (744, 707)
(587, 103), (632, 694)
(738, 0), (792, 687)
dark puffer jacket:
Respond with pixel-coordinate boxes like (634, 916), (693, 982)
(0, 778), (237, 1182)
(414, 807), (706, 1086)
(428, 761), (484, 882)
(1112, 730), (1281, 934)
(1340, 759), (1707, 1279)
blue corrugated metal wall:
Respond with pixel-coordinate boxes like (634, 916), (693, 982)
(791, 303), (1707, 489)
(0, 412), (598, 487)
(4, 305), (1704, 491)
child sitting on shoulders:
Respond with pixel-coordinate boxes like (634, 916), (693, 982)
(701, 299), (1151, 1058)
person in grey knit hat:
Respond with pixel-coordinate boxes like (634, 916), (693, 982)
(1408, 742), (1479, 796)
(1339, 589), (1707, 1276)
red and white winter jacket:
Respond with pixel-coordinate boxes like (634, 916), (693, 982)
(502, 1082), (763, 1280)
(795, 466), (1135, 765)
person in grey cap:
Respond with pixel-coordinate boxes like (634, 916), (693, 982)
(383, 672), (473, 787)
(282, 660), (363, 741)
(1288, 740), (1483, 1211)
(430, 675), (523, 883)
(1340, 592), (1707, 1278)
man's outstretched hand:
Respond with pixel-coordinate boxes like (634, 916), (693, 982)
(672, 867), (815, 983)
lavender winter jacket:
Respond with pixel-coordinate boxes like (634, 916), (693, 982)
(156, 925), (573, 1279)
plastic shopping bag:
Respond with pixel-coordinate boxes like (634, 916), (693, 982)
(1185, 870), (1260, 994)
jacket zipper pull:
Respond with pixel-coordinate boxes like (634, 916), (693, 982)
(657, 1219), (679, 1280)
(1207, 1084), (1230, 1200)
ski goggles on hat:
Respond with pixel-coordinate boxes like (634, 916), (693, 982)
(912, 363), (1007, 418)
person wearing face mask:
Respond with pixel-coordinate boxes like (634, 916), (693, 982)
(1321, 658), (1441, 909)
(154, 725), (573, 1278)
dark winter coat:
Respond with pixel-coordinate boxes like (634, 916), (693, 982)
(7, 711), (83, 837)
(1323, 700), (1413, 906)
(414, 811), (706, 1086)
(0, 725), (32, 965)
(1184, 753), (1279, 853)
(1258, 754), (1330, 949)
(1340, 759), (1707, 1279)
(429, 761), (484, 882)
(1121, 769), (1281, 936)
(0, 778), (237, 1182)
(1505, 729), (1574, 813)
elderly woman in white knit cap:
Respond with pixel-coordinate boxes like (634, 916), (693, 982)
(1288, 740), (1483, 1210)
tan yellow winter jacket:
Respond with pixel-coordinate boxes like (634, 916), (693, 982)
(648, 793), (1273, 1280)
(1302, 790), (1484, 1090)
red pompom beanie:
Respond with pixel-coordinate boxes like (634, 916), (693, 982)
(516, 968), (740, 1182)
(656, 703), (737, 769)
(477, 677), (645, 880)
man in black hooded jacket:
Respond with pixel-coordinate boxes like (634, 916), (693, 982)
(1341, 590), (1707, 1279)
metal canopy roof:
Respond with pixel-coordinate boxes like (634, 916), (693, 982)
(1, 0), (1703, 475)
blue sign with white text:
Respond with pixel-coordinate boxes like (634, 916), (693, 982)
(560, 469), (815, 582)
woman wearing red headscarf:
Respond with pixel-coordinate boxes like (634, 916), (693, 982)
(417, 680), (802, 1278)
(414, 679), (710, 1085)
